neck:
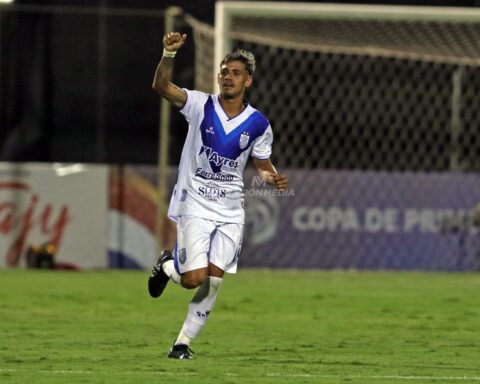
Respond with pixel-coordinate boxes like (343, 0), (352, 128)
(219, 95), (245, 118)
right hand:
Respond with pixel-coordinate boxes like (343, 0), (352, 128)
(163, 32), (187, 52)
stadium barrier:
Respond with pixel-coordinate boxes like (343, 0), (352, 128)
(1, 162), (479, 271)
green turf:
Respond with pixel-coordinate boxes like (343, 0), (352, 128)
(0, 269), (480, 383)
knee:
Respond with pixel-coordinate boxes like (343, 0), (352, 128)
(182, 279), (201, 289)
(181, 274), (207, 289)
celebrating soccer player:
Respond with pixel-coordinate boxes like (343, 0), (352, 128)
(149, 32), (288, 359)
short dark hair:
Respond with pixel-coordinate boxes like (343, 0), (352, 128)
(220, 49), (256, 75)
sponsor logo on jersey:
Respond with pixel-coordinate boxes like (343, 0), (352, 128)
(199, 145), (239, 169)
(206, 126), (215, 135)
(239, 131), (250, 149)
(198, 181), (227, 201)
(195, 168), (234, 182)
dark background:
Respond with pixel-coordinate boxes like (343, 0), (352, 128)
(1, 0), (480, 165)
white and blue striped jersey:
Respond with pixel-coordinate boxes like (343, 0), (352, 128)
(168, 89), (273, 224)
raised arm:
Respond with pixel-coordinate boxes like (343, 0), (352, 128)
(253, 158), (288, 192)
(152, 32), (188, 109)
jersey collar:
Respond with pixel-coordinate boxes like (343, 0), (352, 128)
(215, 95), (250, 122)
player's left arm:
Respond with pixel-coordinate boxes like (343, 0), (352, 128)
(253, 158), (288, 191)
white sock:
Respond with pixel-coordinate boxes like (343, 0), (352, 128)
(174, 276), (223, 346)
(162, 259), (181, 285)
(175, 330), (193, 346)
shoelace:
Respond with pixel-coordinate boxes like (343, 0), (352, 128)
(151, 263), (161, 276)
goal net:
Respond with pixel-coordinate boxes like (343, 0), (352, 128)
(184, 2), (480, 172)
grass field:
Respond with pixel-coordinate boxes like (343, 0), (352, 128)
(1, 269), (480, 383)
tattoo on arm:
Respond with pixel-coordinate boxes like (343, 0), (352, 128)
(152, 56), (187, 108)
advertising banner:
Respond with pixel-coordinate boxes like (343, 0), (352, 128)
(242, 170), (480, 271)
(0, 162), (108, 269)
(112, 167), (480, 271)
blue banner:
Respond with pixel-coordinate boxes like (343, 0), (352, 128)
(242, 170), (480, 271)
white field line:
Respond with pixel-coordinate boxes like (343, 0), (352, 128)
(267, 373), (480, 381)
(1, 368), (480, 381)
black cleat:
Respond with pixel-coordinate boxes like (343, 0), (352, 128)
(168, 343), (194, 360)
(148, 250), (173, 298)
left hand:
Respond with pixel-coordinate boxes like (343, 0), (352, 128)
(273, 173), (288, 192)
(258, 168), (288, 191)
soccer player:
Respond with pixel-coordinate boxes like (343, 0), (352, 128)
(149, 32), (288, 359)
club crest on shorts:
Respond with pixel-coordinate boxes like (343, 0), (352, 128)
(239, 131), (250, 149)
(178, 248), (187, 264)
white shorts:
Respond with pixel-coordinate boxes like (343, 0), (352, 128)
(173, 215), (243, 274)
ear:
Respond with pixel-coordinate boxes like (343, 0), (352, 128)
(245, 75), (253, 88)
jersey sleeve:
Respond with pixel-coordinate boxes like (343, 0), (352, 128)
(251, 125), (273, 160)
(179, 89), (208, 124)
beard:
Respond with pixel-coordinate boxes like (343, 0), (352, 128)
(221, 91), (236, 100)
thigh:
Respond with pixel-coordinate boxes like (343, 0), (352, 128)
(175, 216), (216, 274)
(208, 261), (225, 278)
(209, 223), (243, 274)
